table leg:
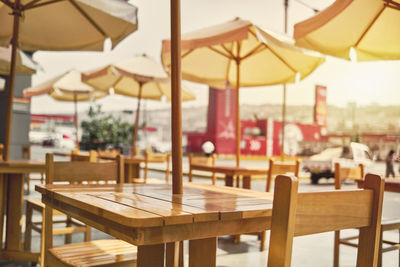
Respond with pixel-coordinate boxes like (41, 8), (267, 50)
(6, 174), (24, 251)
(137, 243), (165, 267)
(225, 175), (233, 187)
(189, 237), (217, 267)
(166, 241), (184, 267)
(243, 175), (251, 189)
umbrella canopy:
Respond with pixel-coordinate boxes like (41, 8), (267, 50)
(0, 46), (37, 75)
(0, 0), (138, 160)
(23, 70), (106, 149)
(82, 55), (196, 155)
(294, 0), (400, 61)
(162, 18), (325, 166)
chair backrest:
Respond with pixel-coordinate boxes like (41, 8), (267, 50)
(334, 162), (364, 189)
(266, 159), (300, 192)
(97, 148), (120, 159)
(0, 143), (4, 161)
(268, 173), (384, 267)
(22, 145), (30, 160)
(71, 149), (98, 162)
(188, 153), (216, 184)
(145, 150), (170, 162)
(189, 153), (216, 166)
(45, 153), (124, 184)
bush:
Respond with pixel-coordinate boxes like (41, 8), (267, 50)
(80, 104), (133, 151)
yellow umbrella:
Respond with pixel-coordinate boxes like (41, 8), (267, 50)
(0, 0), (138, 160)
(0, 46), (37, 75)
(294, 0), (400, 61)
(23, 70), (106, 149)
(82, 55), (196, 155)
(162, 18), (325, 166)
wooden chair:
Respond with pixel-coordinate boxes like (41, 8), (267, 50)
(239, 159), (300, 251)
(97, 148), (120, 160)
(43, 153), (137, 267)
(188, 153), (217, 184)
(334, 162), (364, 189)
(268, 173), (384, 267)
(266, 159), (300, 192)
(334, 163), (400, 267)
(143, 150), (171, 182)
(22, 145), (45, 194)
(24, 150), (98, 265)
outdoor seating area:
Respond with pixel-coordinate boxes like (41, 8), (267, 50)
(1, 0), (400, 267)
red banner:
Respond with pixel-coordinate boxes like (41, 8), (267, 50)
(314, 85), (327, 126)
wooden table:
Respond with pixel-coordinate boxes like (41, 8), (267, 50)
(36, 183), (273, 266)
(357, 178), (400, 192)
(190, 164), (268, 189)
(0, 160), (45, 262)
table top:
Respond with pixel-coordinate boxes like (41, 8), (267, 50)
(191, 163), (268, 176)
(357, 178), (400, 193)
(0, 159), (46, 173)
(36, 182), (273, 228)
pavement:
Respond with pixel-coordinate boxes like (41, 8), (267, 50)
(1, 146), (399, 266)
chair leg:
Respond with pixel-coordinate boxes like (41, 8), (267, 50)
(377, 229), (383, 267)
(333, 230), (340, 267)
(84, 225), (91, 242)
(65, 216), (72, 244)
(40, 173), (44, 184)
(26, 174), (30, 194)
(24, 202), (33, 252)
(260, 231), (266, 252)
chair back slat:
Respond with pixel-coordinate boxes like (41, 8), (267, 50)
(334, 162), (364, 189)
(188, 153), (217, 184)
(268, 173), (384, 267)
(71, 150), (98, 162)
(46, 154), (124, 184)
(294, 190), (373, 236)
(22, 145), (30, 160)
(266, 159), (300, 192)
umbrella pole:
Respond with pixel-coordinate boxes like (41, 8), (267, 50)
(171, 0), (183, 194)
(235, 59), (241, 167)
(281, 84), (287, 161)
(74, 93), (79, 150)
(280, 0), (288, 161)
(131, 82), (143, 156)
(4, 1), (21, 161)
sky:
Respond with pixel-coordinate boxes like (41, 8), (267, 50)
(29, 0), (400, 114)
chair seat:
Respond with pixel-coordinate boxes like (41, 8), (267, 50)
(48, 239), (137, 267)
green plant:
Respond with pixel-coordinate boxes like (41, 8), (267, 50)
(80, 104), (133, 151)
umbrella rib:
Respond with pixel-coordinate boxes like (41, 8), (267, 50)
(354, 4), (387, 48)
(241, 43), (266, 61)
(261, 42), (297, 74)
(208, 46), (232, 59)
(0, 0), (14, 8)
(384, 0), (400, 10)
(24, 0), (63, 10)
(221, 44), (236, 59)
(69, 0), (107, 38)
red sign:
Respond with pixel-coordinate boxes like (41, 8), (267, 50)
(314, 85), (327, 127)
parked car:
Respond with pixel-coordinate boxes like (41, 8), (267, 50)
(302, 142), (374, 184)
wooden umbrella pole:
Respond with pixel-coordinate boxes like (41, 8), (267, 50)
(171, 0), (183, 194)
(235, 41), (241, 167)
(4, 0), (21, 161)
(235, 59), (241, 167)
(281, 84), (287, 161)
(131, 82), (143, 156)
(280, 0), (288, 161)
(74, 93), (79, 150)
